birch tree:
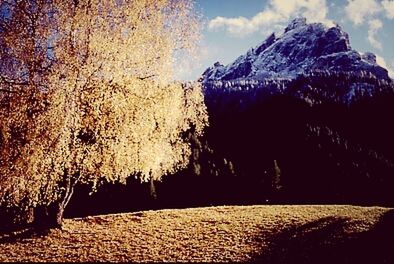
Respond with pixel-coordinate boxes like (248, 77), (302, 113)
(0, 0), (206, 229)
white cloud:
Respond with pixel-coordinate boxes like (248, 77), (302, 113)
(344, 0), (394, 51)
(376, 55), (394, 78)
(344, 0), (381, 25)
(382, 0), (394, 19)
(173, 42), (214, 81)
(208, 0), (332, 37)
(208, 16), (257, 36)
(367, 19), (383, 49)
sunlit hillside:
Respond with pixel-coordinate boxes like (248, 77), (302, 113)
(1, 205), (393, 263)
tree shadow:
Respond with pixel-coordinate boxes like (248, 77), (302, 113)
(0, 226), (51, 244)
(251, 209), (394, 264)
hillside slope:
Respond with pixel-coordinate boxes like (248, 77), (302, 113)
(0, 205), (393, 263)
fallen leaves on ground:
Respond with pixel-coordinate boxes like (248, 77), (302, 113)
(0, 205), (392, 262)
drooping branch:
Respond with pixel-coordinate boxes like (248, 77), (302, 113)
(0, 75), (28, 86)
(80, 62), (103, 92)
(0, 88), (17, 93)
(137, 74), (155, 81)
(0, 0), (206, 230)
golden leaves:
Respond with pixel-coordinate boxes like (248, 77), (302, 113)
(0, 0), (206, 208)
(76, 78), (207, 184)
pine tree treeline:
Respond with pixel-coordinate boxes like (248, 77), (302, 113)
(201, 72), (394, 205)
(204, 71), (393, 108)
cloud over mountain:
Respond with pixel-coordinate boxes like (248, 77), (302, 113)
(382, 0), (394, 19)
(344, 0), (381, 25)
(344, 0), (394, 50)
(368, 19), (383, 50)
(208, 0), (332, 37)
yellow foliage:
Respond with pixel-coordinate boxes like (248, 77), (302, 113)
(0, 0), (207, 208)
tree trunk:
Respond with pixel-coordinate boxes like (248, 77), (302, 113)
(148, 178), (160, 209)
(33, 202), (64, 229)
(150, 178), (157, 200)
(32, 179), (75, 230)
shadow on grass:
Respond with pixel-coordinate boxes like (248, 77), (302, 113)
(0, 226), (51, 244)
(251, 209), (394, 264)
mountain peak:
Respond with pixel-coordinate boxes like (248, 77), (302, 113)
(284, 17), (307, 32)
(202, 18), (389, 82)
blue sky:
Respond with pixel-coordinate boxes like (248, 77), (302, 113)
(175, 0), (394, 80)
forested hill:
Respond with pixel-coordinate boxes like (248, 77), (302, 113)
(197, 18), (394, 206)
(201, 71), (394, 205)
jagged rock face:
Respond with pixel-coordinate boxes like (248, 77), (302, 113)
(202, 18), (390, 82)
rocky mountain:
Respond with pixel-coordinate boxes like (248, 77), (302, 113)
(201, 18), (393, 106)
(202, 17), (390, 82)
(195, 18), (394, 206)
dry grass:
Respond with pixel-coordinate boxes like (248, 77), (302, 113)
(0, 205), (393, 262)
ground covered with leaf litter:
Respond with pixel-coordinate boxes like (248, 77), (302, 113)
(1, 205), (394, 263)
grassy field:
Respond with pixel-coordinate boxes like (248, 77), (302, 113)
(0, 205), (393, 263)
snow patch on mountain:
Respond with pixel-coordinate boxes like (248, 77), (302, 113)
(202, 17), (390, 82)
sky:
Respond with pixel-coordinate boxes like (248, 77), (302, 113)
(175, 0), (394, 80)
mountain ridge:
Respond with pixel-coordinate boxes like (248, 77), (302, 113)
(202, 17), (390, 82)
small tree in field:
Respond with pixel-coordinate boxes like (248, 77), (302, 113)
(0, 0), (207, 229)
